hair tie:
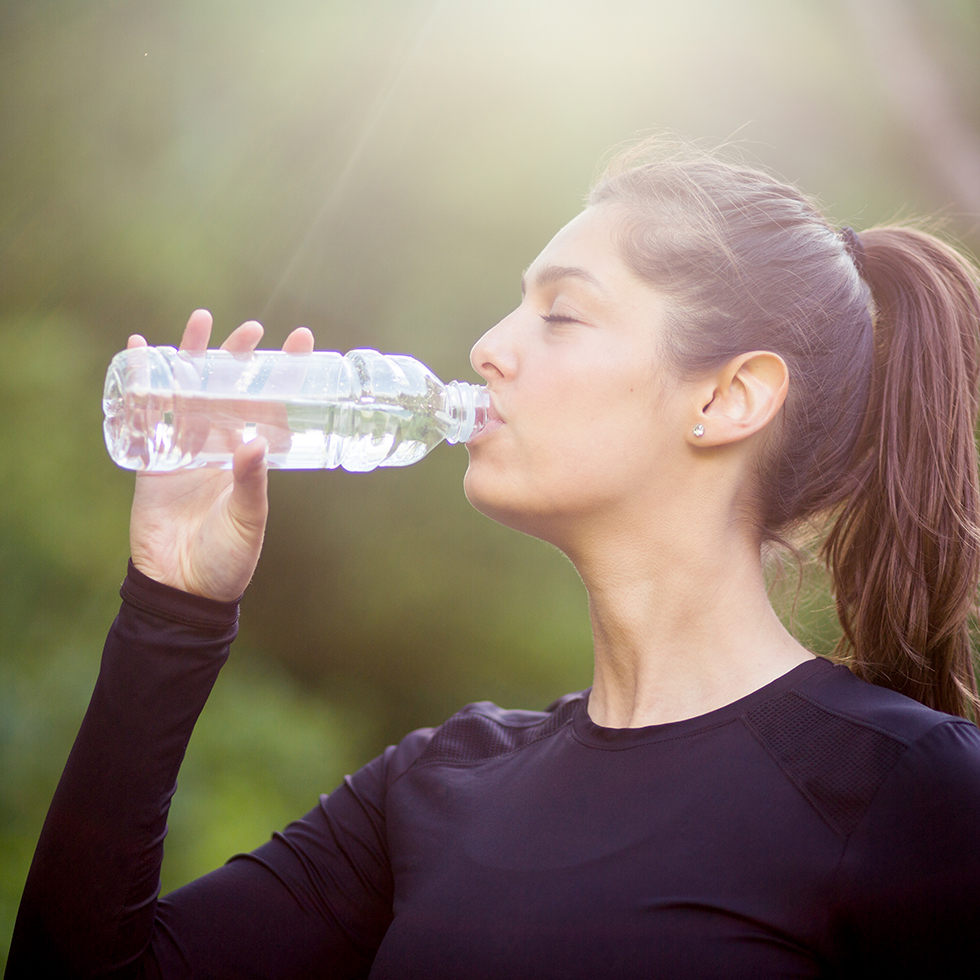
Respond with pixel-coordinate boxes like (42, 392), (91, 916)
(840, 226), (867, 280)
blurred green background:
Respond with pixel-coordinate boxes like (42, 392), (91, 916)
(3, 0), (979, 963)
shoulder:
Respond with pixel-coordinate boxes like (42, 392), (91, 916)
(800, 671), (980, 971)
(381, 691), (585, 783)
(742, 660), (980, 838)
(754, 657), (971, 742)
(799, 662), (980, 787)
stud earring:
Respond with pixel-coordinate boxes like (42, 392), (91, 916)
(693, 424), (705, 438)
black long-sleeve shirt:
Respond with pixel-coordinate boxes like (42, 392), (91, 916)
(8, 563), (980, 978)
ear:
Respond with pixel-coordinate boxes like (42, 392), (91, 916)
(686, 351), (788, 447)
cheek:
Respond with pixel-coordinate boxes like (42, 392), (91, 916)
(461, 362), (668, 516)
(528, 373), (660, 474)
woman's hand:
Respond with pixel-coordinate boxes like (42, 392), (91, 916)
(128, 309), (314, 601)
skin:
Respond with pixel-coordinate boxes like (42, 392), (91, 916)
(131, 204), (812, 728)
(465, 205), (813, 727)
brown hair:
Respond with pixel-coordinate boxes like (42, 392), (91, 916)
(591, 142), (980, 721)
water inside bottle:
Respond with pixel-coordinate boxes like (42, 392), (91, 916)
(108, 388), (452, 472)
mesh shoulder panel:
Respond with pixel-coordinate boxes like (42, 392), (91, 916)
(414, 695), (580, 768)
(743, 691), (907, 838)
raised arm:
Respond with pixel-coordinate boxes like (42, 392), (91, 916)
(5, 313), (326, 978)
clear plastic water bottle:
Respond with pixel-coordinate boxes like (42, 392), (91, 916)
(103, 346), (491, 472)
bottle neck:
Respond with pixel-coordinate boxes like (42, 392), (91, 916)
(444, 381), (491, 444)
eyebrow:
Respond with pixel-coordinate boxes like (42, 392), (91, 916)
(520, 264), (608, 297)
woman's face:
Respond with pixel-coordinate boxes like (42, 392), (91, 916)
(464, 205), (695, 548)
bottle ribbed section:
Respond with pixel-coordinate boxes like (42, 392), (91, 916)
(444, 382), (491, 444)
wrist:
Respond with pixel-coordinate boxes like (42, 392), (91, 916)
(121, 559), (241, 630)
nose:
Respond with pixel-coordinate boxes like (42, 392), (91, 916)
(470, 311), (518, 383)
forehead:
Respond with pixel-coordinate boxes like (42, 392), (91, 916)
(532, 206), (618, 265)
(526, 206), (641, 291)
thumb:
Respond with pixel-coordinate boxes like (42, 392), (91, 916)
(228, 438), (270, 537)
(190, 440), (269, 602)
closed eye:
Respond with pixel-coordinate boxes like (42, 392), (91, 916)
(540, 314), (580, 325)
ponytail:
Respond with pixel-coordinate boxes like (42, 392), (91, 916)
(823, 226), (980, 721)
(590, 142), (980, 719)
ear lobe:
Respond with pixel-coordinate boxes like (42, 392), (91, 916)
(688, 351), (788, 447)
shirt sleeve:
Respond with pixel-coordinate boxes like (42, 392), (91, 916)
(5, 563), (405, 980)
(833, 718), (980, 976)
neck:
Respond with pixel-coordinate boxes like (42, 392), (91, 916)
(568, 505), (812, 729)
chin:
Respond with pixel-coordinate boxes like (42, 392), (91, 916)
(463, 465), (567, 545)
(462, 465), (514, 526)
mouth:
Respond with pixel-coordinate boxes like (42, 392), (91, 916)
(467, 393), (504, 444)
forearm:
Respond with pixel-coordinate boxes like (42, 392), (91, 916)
(6, 563), (239, 979)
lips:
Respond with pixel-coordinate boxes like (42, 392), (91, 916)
(468, 393), (504, 443)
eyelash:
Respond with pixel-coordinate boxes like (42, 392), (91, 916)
(540, 314), (579, 325)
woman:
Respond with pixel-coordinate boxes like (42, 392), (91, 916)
(9, 142), (980, 978)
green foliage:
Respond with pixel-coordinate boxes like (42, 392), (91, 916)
(160, 649), (375, 893)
